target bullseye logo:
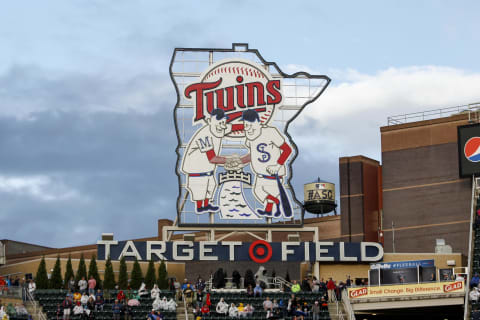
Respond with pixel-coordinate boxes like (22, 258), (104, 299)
(249, 240), (272, 263)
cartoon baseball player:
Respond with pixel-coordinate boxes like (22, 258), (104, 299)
(241, 109), (293, 217)
(181, 109), (242, 214)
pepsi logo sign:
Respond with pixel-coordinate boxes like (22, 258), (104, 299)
(464, 137), (480, 162)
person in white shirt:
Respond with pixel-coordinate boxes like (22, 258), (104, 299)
(159, 296), (167, 310)
(152, 296), (162, 311)
(80, 293), (89, 306)
(470, 287), (479, 302)
(228, 303), (238, 318)
(28, 280), (36, 295)
(166, 298), (177, 312)
(73, 302), (84, 315)
(78, 277), (87, 294)
(216, 298), (229, 315)
(138, 282), (148, 297)
(151, 284), (160, 300)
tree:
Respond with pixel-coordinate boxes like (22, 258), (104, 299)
(49, 255), (63, 289)
(130, 259), (143, 290)
(244, 269), (255, 288)
(88, 255), (101, 288)
(157, 260), (168, 289)
(118, 256), (128, 290)
(35, 256), (49, 289)
(144, 260), (156, 289)
(103, 256), (116, 290)
(64, 255), (75, 289)
(75, 254), (87, 283)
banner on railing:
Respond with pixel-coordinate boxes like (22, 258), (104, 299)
(348, 281), (464, 299)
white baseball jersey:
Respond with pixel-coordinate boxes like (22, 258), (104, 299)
(182, 125), (222, 174)
(245, 126), (286, 176)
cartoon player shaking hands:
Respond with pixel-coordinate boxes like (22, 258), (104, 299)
(181, 109), (243, 214)
(241, 109), (293, 217)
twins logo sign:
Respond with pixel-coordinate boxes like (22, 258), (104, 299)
(171, 44), (330, 226)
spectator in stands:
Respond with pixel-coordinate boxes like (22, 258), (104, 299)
(0, 305), (7, 320)
(147, 309), (157, 320)
(73, 292), (82, 304)
(201, 303), (210, 316)
(346, 275), (351, 287)
(67, 277), (75, 292)
(291, 280), (301, 294)
(139, 282), (149, 297)
(159, 296), (167, 310)
(216, 298), (229, 315)
(228, 303), (238, 318)
(246, 285), (254, 297)
(124, 302), (134, 320)
(206, 292), (211, 309)
(117, 290), (126, 303)
(86, 296), (95, 311)
(301, 277), (311, 292)
(78, 277), (87, 294)
(6, 303), (15, 317)
(62, 296), (73, 320)
(80, 293), (89, 307)
(196, 276), (206, 292)
(73, 302), (84, 316)
(15, 303), (28, 316)
(471, 287), (480, 302)
(237, 303), (245, 316)
(127, 291), (141, 306)
(28, 279), (36, 297)
(476, 209), (480, 227)
(294, 305), (307, 320)
(112, 299), (122, 320)
(320, 297), (328, 311)
(94, 295), (104, 311)
(184, 284), (195, 307)
(312, 276), (320, 292)
(254, 282), (263, 297)
(311, 301), (321, 320)
(87, 276), (96, 295)
(95, 289), (103, 299)
(326, 278), (335, 302)
(263, 297), (273, 311)
(193, 304), (201, 318)
(243, 304), (254, 317)
(56, 303), (62, 320)
(167, 298), (177, 312)
(151, 284), (160, 300)
(195, 288), (204, 307)
(174, 279), (181, 300)
(152, 296), (162, 311)
(472, 273), (480, 289)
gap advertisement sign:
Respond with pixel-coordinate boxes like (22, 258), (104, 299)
(97, 240), (383, 263)
(348, 281), (464, 299)
(458, 123), (480, 177)
(171, 44), (330, 226)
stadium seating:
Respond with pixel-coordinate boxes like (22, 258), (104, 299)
(203, 290), (331, 320)
(35, 289), (176, 319)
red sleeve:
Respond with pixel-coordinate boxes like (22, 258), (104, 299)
(277, 142), (292, 165)
(231, 124), (244, 131)
(206, 149), (216, 161)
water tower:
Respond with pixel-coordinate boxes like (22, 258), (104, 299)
(303, 178), (337, 215)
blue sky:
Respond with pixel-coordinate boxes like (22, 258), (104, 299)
(1, 1), (479, 247)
